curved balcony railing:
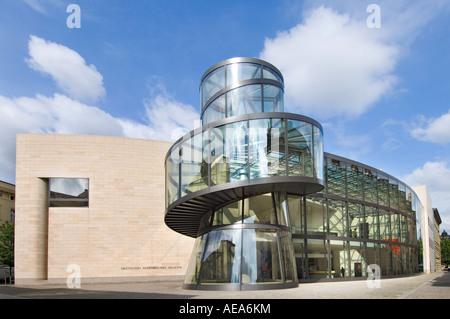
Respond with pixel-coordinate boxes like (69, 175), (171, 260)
(165, 113), (324, 237)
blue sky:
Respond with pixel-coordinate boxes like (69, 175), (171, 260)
(1, 0), (450, 231)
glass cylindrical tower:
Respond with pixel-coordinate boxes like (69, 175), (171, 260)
(165, 57), (324, 290)
(201, 57), (284, 125)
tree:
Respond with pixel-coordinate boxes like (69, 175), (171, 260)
(0, 222), (14, 276)
(441, 231), (450, 268)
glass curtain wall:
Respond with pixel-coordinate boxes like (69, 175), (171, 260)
(249, 118), (285, 179)
(210, 122), (249, 184)
(179, 150), (421, 284)
(169, 58), (421, 289)
(166, 115), (324, 209)
(285, 155), (421, 280)
(184, 192), (297, 289)
(185, 154), (424, 284)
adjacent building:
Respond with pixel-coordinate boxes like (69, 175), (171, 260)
(433, 208), (442, 271)
(14, 57), (439, 289)
(0, 181), (15, 224)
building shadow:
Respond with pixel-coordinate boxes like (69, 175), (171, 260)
(431, 271), (450, 288)
(0, 285), (198, 299)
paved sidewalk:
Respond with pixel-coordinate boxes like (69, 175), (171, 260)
(0, 271), (448, 299)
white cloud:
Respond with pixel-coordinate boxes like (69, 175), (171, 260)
(143, 94), (200, 141)
(0, 36), (200, 184)
(23, 0), (47, 14)
(410, 111), (450, 144)
(403, 161), (450, 232)
(0, 93), (120, 183)
(260, 1), (450, 119)
(403, 161), (450, 194)
(0, 93), (124, 137)
(0, 90), (199, 184)
(26, 35), (106, 103)
(259, 6), (399, 118)
(321, 121), (372, 160)
(23, 0), (64, 15)
(300, 0), (450, 45)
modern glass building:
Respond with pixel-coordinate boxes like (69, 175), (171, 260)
(164, 57), (422, 290)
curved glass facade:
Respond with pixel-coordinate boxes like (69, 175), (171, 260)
(183, 155), (421, 287)
(291, 153), (421, 279)
(184, 193), (297, 290)
(165, 114), (324, 210)
(164, 57), (422, 290)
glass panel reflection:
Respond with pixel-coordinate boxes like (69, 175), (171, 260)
(242, 229), (282, 283)
(227, 84), (262, 117)
(326, 158), (346, 197)
(180, 132), (208, 197)
(226, 63), (261, 86)
(347, 165), (363, 200)
(49, 178), (89, 207)
(329, 240), (349, 278)
(288, 195), (303, 234)
(391, 213), (400, 242)
(243, 194), (276, 224)
(307, 239), (329, 279)
(348, 202), (364, 239)
(389, 178), (399, 210)
(166, 146), (179, 206)
(199, 229), (242, 284)
(328, 199), (347, 237)
(377, 174), (389, 207)
(212, 201), (243, 226)
(293, 238), (306, 279)
(210, 122), (248, 185)
(349, 241), (366, 277)
(366, 243), (380, 273)
(280, 230), (297, 282)
(405, 187), (413, 216)
(287, 120), (313, 177)
(263, 66), (283, 83)
(306, 197), (326, 235)
(365, 205), (379, 240)
(313, 126), (323, 180)
(203, 94), (225, 125)
(184, 236), (206, 285)
(202, 67), (225, 107)
(249, 118), (285, 179)
(193, 225), (297, 285)
(398, 183), (406, 211)
(363, 168), (377, 204)
(379, 209), (391, 241)
(263, 85), (283, 112)
(274, 192), (289, 226)
(401, 215), (408, 243)
(380, 243), (392, 276)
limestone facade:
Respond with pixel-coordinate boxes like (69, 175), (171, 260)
(15, 134), (194, 284)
